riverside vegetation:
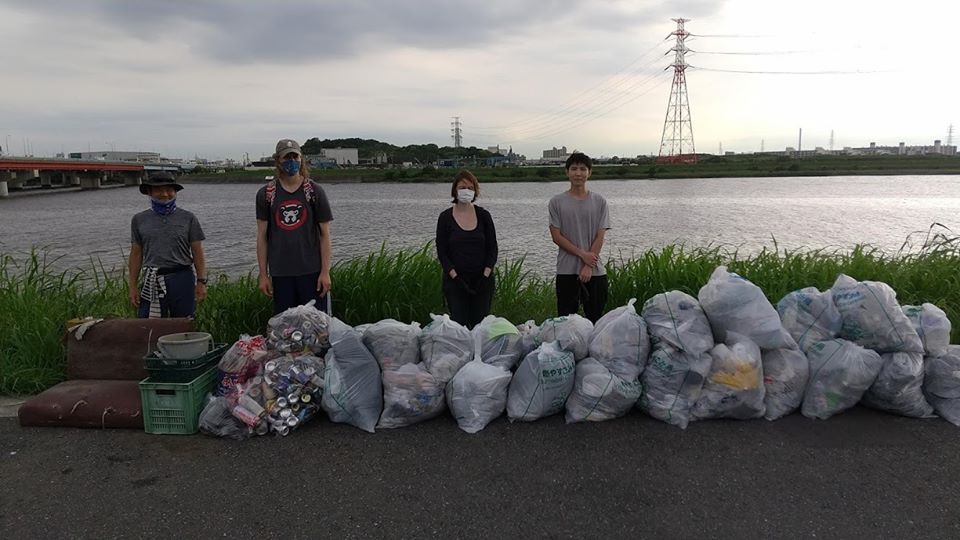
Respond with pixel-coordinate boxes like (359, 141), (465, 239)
(3, 229), (960, 395)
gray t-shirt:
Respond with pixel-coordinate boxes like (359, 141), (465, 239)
(130, 208), (205, 269)
(255, 180), (333, 277)
(548, 190), (610, 275)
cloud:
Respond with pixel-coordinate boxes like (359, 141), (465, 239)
(9, 0), (721, 64)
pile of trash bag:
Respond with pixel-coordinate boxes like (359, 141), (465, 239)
(588, 299), (649, 382)
(362, 319), (421, 372)
(266, 300), (330, 354)
(507, 341), (575, 422)
(378, 362), (446, 429)
(565, 358), (642, 423)
(760, 346), (809, 420)
(447, 360), (512, 433)
(802, 338), (884, 419)
(538, 314), (593, 361)
(861, 351), (932, 418)
(902, 303), (952, 358)
(923, 346), (960, 426)
(832, 274), (923, 353)
(698, 266), (794, 350)
(473, 316), (525, 371)
(692, 333), (766, 420)
(777, 287), (842, 352)
(638, 291), (714, 429)
(321, 318), (383, 433)
(420, 313), (473, 384)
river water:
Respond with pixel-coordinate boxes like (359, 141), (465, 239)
(1, 175), (958, 277)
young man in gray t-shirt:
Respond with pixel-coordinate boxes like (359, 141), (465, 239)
(548, 152), (610, 323)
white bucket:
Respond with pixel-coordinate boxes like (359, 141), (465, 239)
(156, 332), (213, 359)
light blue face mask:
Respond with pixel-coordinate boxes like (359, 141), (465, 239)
(281, 159), (301, 177)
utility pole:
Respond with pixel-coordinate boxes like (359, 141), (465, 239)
(657, 18), (697, 164)
(450, 116), (463, 149)
(829, 129), (835, 152)
(797, 128), (802, 159)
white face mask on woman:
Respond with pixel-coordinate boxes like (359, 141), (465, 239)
(456, 188), (475, 203)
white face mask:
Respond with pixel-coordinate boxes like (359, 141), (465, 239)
(456, 188), (475, 203)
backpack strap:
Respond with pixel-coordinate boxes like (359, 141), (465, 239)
(266, 178), (313, 207)
(265, 179), (277, 206)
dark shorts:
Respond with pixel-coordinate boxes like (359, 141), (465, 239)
(272, 273), (330, 315)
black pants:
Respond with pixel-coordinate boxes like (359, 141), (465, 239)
(556, 274), (608, 324)
(443, 273), (495, 329)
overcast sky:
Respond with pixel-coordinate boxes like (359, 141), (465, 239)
(1, 0), (957, 161)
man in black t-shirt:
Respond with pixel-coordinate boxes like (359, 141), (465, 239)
(255, 139), (334, 314)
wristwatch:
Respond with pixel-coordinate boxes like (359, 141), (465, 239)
(196, 277), (208, 285)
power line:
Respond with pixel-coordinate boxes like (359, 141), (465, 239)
(471, 38), (668, 132)
(691, 66), (889, 75)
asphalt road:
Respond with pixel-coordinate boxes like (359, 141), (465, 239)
(2, 407), (959, 539)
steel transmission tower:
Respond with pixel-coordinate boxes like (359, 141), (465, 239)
(450, 116), (463, 149)
(657, 18), (697, 164)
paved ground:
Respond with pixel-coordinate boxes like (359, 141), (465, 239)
(2, 407), (959, 539)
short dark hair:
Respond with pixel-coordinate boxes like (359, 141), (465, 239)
(450, 169), (479, 203)
(565, 152), (592, 170)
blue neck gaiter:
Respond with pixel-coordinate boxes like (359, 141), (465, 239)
(150, 198), (177, 216)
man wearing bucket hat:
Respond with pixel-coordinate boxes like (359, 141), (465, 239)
(256, 138), (334, 314)
(128, 171), (207, 318)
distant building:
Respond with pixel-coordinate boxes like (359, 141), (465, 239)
(319, 148), (359, 166)
(542, 146), (568, 159)
(69, 150), (161, 162)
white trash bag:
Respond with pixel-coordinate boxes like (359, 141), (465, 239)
(588, 298), (650, 382)
(446, 359), (512, 433)
(516, 320), (541, 357)
(565, 358), (642, 423)
(641, 291), (715, 356)
(507, 341), (575, 422)
(777, 287), (842, 352)
(638, 346), (712, 429)
(861, 351), (933, 418)
(538, 314), (593, 361)
(377, 362), (446, 429)
(831, 274), (923, 353)
(362, 319), (421, 372)
(420, 313), (473, 384)
(802, 338), (884, 420)
(761, 345), (809, 420)
(902, 303), (952, 358)
(698, 266), (794, 350)
(321, 318), (383, 433)
(923, 346), (960, 427)
(692, 333), (766, 420)
(472, 315), (525, 371)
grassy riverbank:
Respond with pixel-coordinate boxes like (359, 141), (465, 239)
(183, 154), (960, 184)
(3, 232), (960, 395)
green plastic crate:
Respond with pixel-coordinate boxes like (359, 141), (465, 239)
(144, 343), (229, 383)
(139, 365), (217, 435)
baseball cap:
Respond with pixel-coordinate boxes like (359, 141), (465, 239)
(274, 139), (302, 159)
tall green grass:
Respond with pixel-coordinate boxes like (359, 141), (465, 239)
(4, 230), (960, 395)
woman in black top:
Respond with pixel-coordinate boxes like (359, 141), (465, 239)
(435, 170), (498, 328)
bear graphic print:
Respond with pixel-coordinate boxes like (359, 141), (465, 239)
(276, 201), (307, 231)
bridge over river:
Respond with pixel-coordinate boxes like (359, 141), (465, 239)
(0, 157), (180, 198)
